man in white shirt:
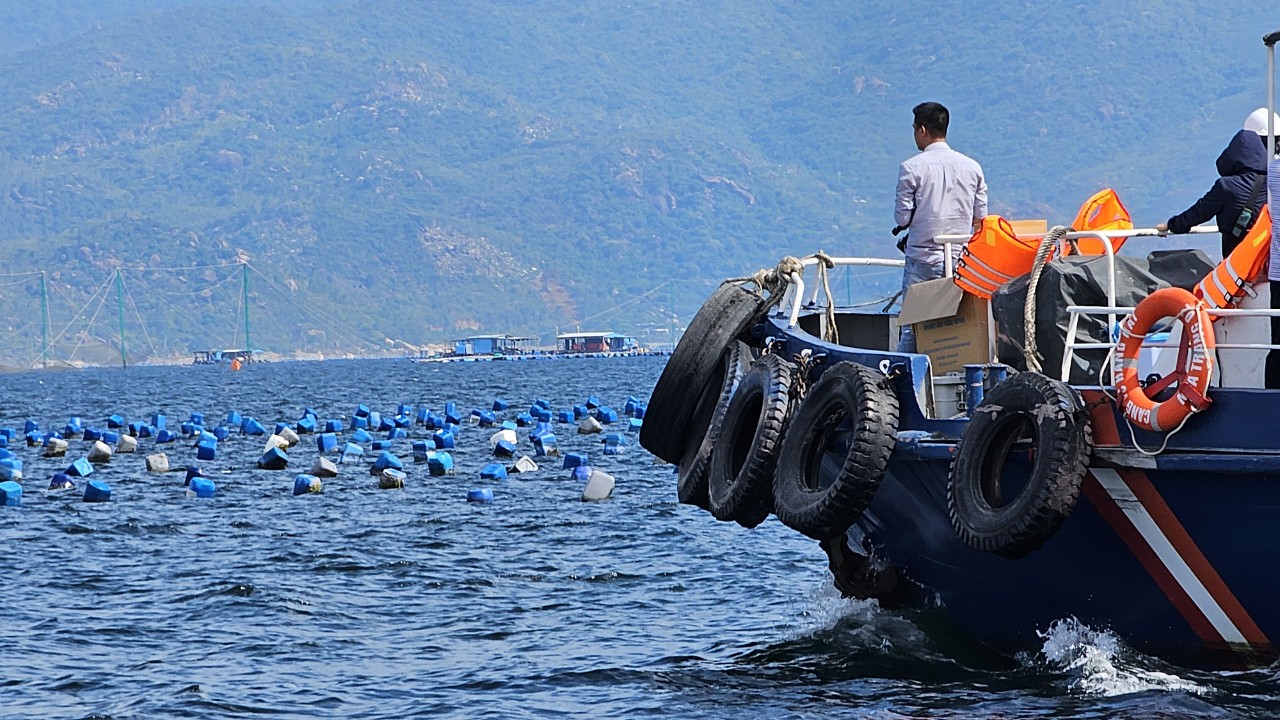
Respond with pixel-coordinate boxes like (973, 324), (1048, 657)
(894, 102), (988, 353)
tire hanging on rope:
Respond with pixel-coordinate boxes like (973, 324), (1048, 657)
(641, 283), (767, 464)
(772, 362), (899, 541)
(677, 341), (755, 510)
(707, 353), (794, 528)
(947, 372), (1092, 559)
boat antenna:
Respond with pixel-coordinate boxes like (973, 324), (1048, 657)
(115, 268), (127, 369)
(1267, 30), (1279, 157)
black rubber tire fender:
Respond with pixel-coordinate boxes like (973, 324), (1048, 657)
(946, 372), (1092, 559)
(677, 341), (755, 510)
(772, 362), (899, 541)
(641, 283), (767, 464)
(708, 353), (793, 528)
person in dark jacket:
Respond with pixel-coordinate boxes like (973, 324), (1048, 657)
(1157, 129), (1268, 257)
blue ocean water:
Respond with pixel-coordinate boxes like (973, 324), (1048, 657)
(2, 356), (1279, 719)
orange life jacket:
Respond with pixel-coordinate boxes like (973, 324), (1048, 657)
(954, 215), (1041, 299)
(1070, 188), (1133, 255)
(1194, 204), (1272, 311)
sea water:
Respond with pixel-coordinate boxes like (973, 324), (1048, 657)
(1, 357), (1277, 718)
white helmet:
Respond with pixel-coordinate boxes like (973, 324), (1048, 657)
(1244, 107), (1280, 135)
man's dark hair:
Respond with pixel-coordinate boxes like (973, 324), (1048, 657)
(913, 102), (949, 138)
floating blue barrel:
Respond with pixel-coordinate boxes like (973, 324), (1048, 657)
(103, 430), (120, 445)
(180, 422), (196, 436)
(139, 424), (155, 439)
(63, 420), (83, 437)
(534, 408), (552, 423)
(467, 488), (494, 503)
(386, 427), (407, 440)
(480, 463), (507, 480)
(573, 405), (588, 420)
(296, 416), (316, 434)
(0, 435), (7, 450)
(189, 412), (205, 426)
(377, 416), (395, 432)
(188, 477), (216, 498)
(351, 428), (373, 444)
(83, 427), (102, 442)
(493, 439), (516, 458)
(428, 452), (454, 476)
(371, 451), (403, 474)
(0, 480), (21, 506)
(226, 411), (242, 427)
(0, 428), (12, 442)
(415, 407), (430, 425)
(445, 403), (462, 426)
(107, 415), (125, 429)
(317, 433), (338, 453)
(196, 440), (217, 461)
(477, 411), (496, 427)
(397, 403), (412, 416)
(48, 472), (75, 491)
(351, 415), (370, 430)
(500, 420), (518, 432)
(369, 411), (383, 430)
(627, 418), (643, 433)
(274, 422), (293, 436)
(572, 465), (593, 483)
(371, 440), (395, 451)
(423, 412), (441, 430)
(515, 412), (534, 427)
(585, 397), (601, 410)
(603, 433), (627, 447)
(66, 457), (94, 477)
(596, 407), (618, 424)
(0, 457), (23, 481)
(84, 480), (111, 503)
(633, 404), (647, 420)
(532, 421), (553, 437)
(184, 466), (204, 486)
(0, 449), (12, 461)
(412, 440), (431, 463)
(293, 474), (322, 496)
(156, 429), (178, 444)
(197, 430), (217, 444)
(299, 407), (319, 422)
(151, 414), (167, 430)
(533, 433), (558, 457)
(258, 447), (289, 470)
(324, 419), (342, 434)
(340, 442), (364, 463)
(446, 423), (462, 437)
(23, 420), (38, 434)
(556, 411), (574, 424)
(213, 426), (230, 441)
(355, 404), (371, 418)
(432, 431), (455, 450)
(24, 431), (40, 447)
(394, 415), (412, 429)
(562, 452), (587, 469)
(532, 399), (550, 411)
(493, 399), (509, 411)
(242, 418), (266, 436)
(624, 397), (639, 416)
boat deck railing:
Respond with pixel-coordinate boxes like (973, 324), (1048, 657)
(777, 256), (905, 329)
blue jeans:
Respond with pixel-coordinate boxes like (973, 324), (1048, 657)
(896, 256), (947, 353)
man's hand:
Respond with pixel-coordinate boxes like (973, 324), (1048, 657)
(1155, 222), (1169, 234)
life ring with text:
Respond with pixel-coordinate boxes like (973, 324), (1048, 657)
(1112, 287), (1215, 432)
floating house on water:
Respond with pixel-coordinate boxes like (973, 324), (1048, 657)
(556, 331), (639, 354)
(193, 349), (255, 365)
(450, 334), (536, 357)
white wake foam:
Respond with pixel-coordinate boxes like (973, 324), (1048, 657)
(1036, 617), (1208, 697)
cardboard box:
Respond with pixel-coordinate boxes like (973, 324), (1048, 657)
(897, 276), (992, 375)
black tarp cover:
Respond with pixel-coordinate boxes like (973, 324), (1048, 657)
(991, 250), (1215, 384)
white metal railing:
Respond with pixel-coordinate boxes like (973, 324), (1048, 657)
(779, 256), (904, 329)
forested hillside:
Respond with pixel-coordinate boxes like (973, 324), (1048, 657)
(0, 0), (1273, 363)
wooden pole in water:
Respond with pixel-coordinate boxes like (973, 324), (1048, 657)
(242, 263), (251, 361)
(39, 271), (48, 369)
(115, 269), (126, 369)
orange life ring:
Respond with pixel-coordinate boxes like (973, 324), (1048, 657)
(1113, 287), (1214, 432)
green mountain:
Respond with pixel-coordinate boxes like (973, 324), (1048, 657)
(0, 0), (1273, 363)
